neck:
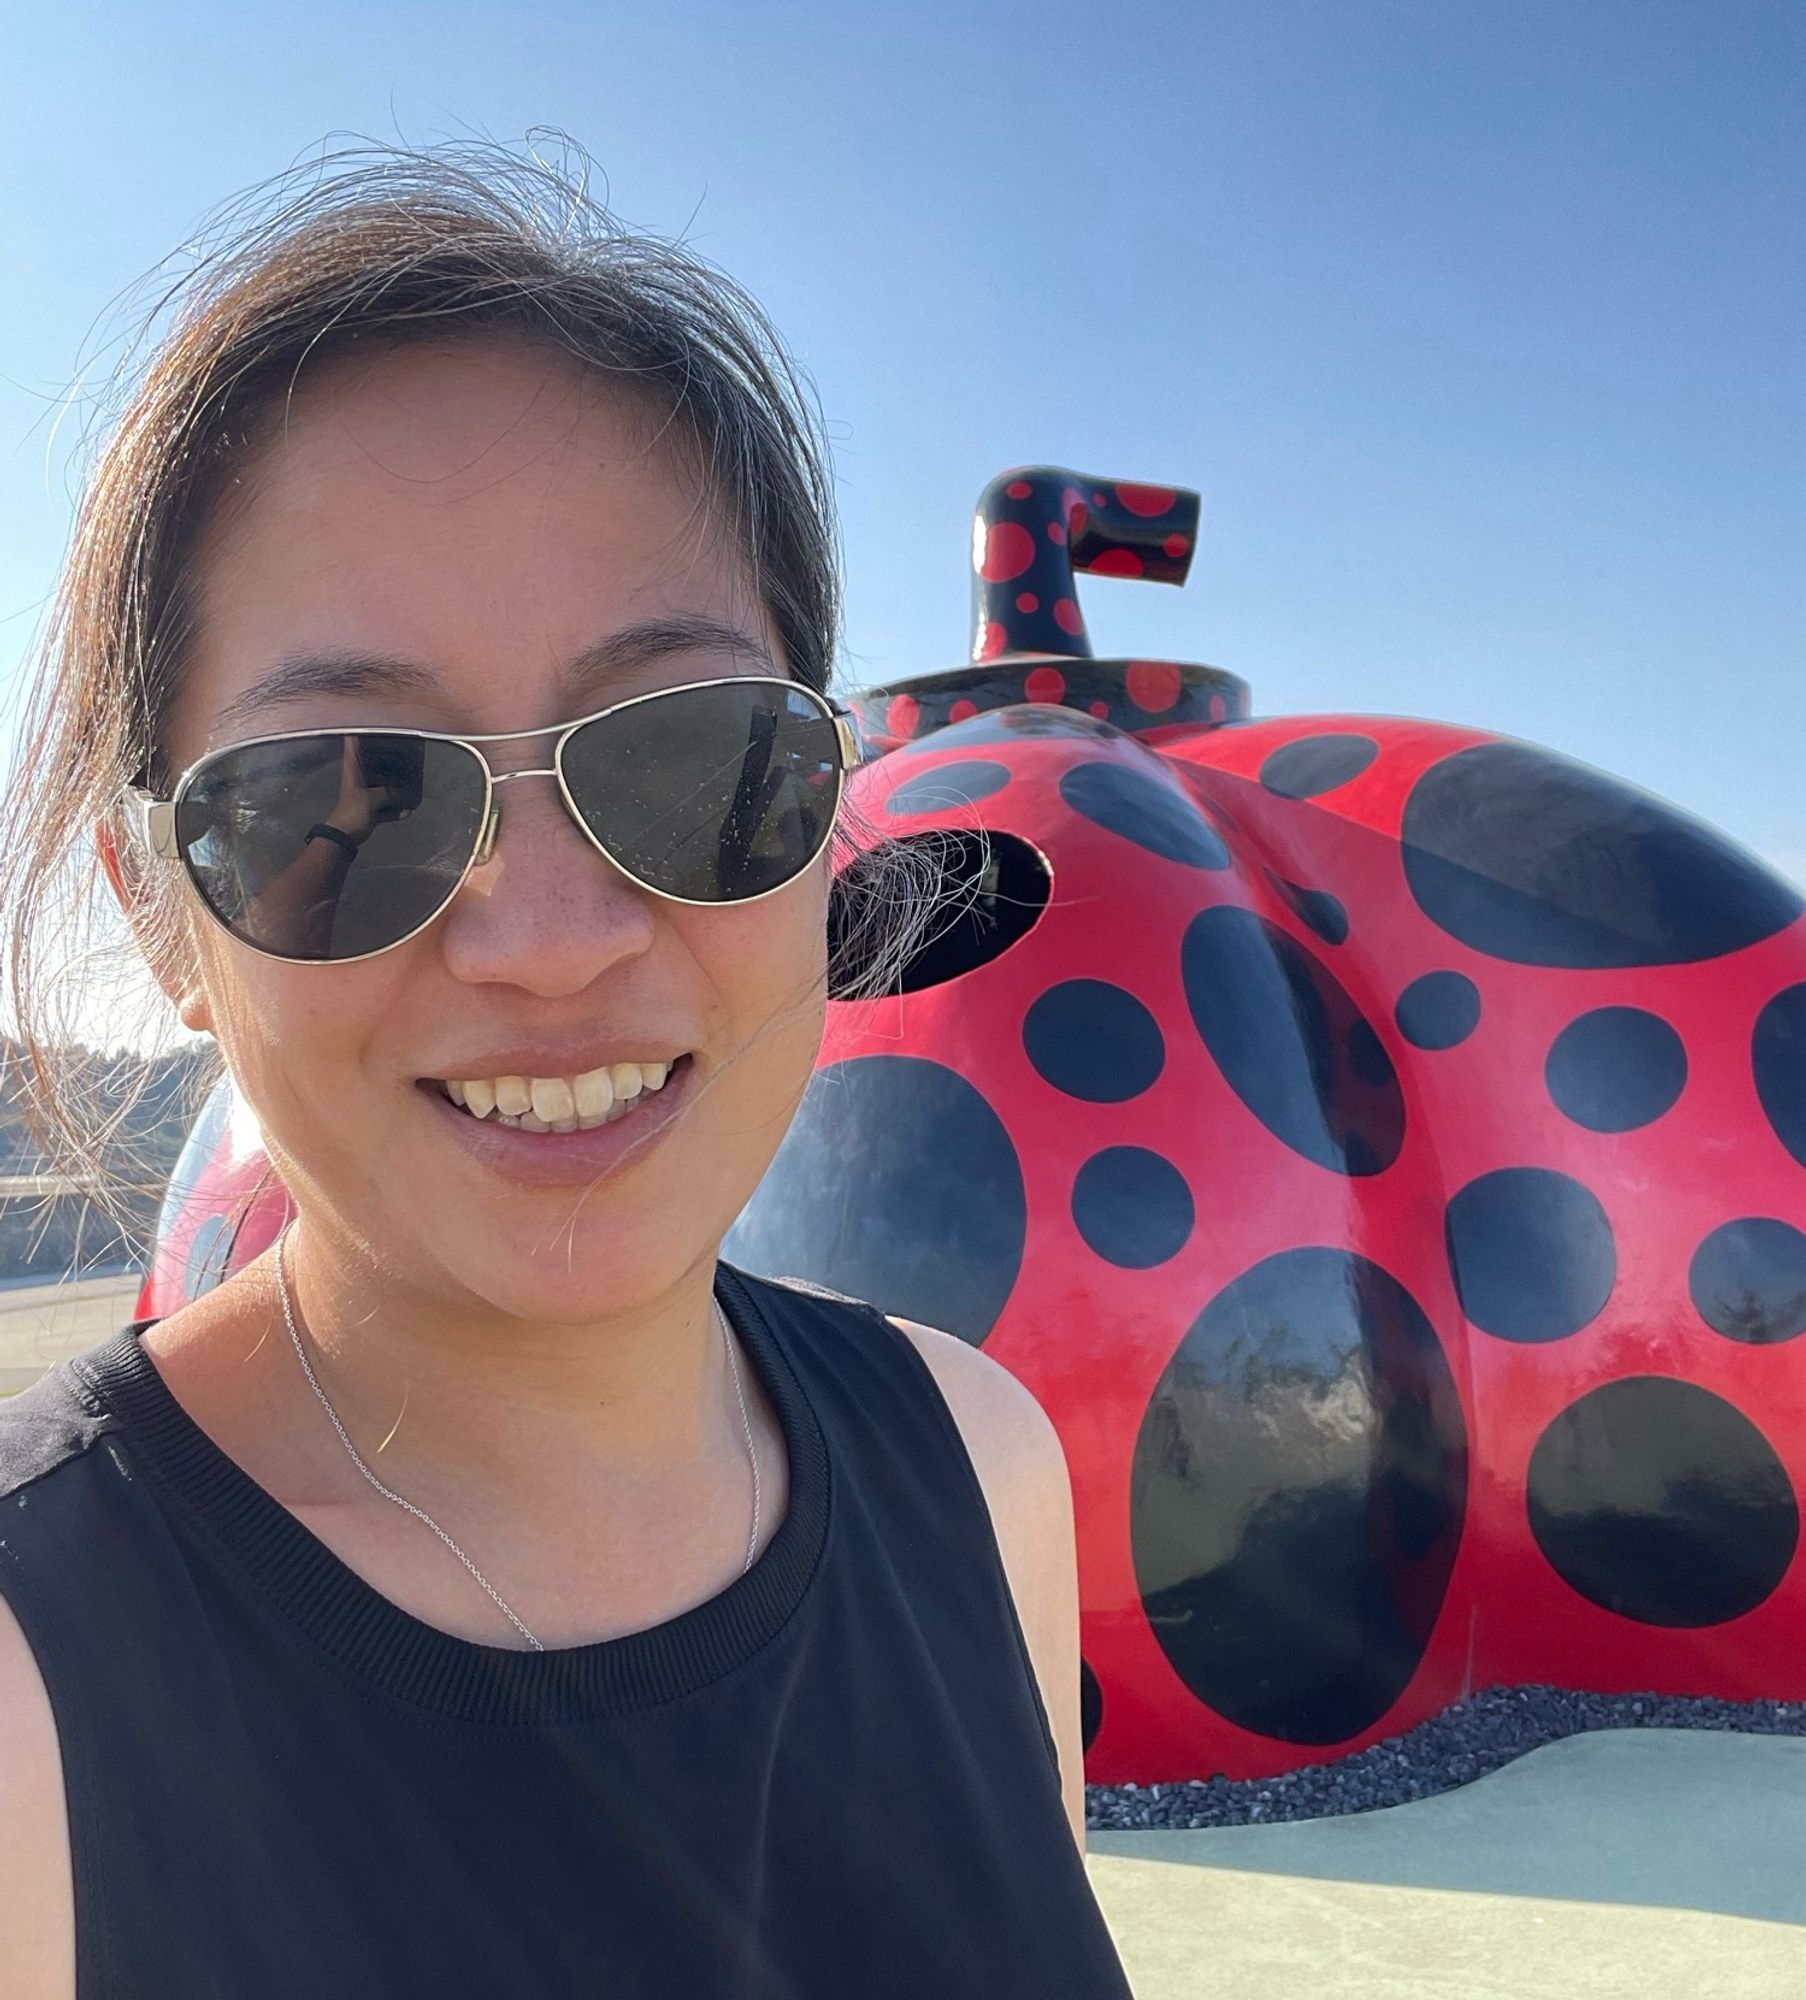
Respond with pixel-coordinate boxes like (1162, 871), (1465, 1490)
(255, 1217), (749, 1519)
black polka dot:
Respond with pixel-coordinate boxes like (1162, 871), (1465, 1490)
(1260, 734), (1380, 800)
(1131, 1248), (1467, 1744)
(1072, 1148), (1195, 1268)
(883, 760), (1013, 816)
(1528, 1379), (1798, 1626)
(1445, 1168), (1617, 1342)
(723, 1056), (1025, 1346)
(1080, 1659), (1103, 1752)
(175, 1084), (236, 1299)
(909, 706), (1123, 750)
(1345, 1018), (1395, 1088)
(1396, 972), (1482, 1051)
(185, 1213), (235, 1301)
(1059, 762), (1231, 870)
(1545, 1007), (1688, 1132)
(1267, 873), (1349, 944)
(1690, 1218), (1806, 1345)
(1181, 905), (1404, 1176)
(1400, 742), (1804, 968)
(1024, 981), (1165, 1102)
(1754, 983), (1806, 1169)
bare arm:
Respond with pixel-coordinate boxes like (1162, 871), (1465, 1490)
(0, 1589), (76, 2000)
(885, 1317), (1089, 1855)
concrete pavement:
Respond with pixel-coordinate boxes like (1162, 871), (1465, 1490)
(1086, 1731), (1806, 1997)
(0, 1270), (144, 1393)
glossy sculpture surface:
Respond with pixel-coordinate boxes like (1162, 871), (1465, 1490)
(141, 465), (1806, 1784)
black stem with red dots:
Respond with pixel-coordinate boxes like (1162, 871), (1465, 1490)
(848, 466), (1250, 755)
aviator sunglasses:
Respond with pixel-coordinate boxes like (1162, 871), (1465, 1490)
(127, 675), (860, 965)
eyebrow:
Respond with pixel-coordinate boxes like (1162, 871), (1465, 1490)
(210, 614), (779, 737)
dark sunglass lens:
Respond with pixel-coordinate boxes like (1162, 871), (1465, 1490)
(175, 735), (487, 960)
(561, 682), (842, 902)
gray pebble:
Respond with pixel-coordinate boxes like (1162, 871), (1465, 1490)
(1085, 1684), (1806, 1830)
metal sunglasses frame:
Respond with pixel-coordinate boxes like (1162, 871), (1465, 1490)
(126, 673), (864, 966)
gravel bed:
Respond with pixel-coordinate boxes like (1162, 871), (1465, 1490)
(1085, 1684), (1806, 1830)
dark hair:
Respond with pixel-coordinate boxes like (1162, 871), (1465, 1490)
(0, 138), (941, 1251)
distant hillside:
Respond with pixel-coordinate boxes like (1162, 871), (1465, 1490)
(0, 1040), (218, 1283)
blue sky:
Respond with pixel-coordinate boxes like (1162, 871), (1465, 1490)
(1, 1), (1800, 1047)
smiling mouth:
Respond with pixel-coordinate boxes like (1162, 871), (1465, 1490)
(416, 1053), (695, 1133)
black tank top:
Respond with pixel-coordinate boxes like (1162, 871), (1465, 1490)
(0, 1263), (1131, 1999)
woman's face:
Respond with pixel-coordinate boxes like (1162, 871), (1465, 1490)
(151, 336), (832, 1317)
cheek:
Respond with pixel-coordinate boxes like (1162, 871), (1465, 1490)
(199, 939), (398, 1111)
(702, 873), (829, 1009)
(688, 884), (830, 1093)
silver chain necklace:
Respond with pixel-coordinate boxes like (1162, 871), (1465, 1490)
(272, 1220), (763, 1652)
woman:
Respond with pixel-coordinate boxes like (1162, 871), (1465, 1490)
(0, 148), (1134, 1997)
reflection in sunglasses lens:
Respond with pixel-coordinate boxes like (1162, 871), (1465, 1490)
(173, 681), (842, 959)
(562, 682), (841, 902)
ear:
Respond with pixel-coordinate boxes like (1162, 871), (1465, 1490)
(95, 812), (133, 915)
(94, 813), (215, 1038)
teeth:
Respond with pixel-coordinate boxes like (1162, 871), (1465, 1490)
(436, 1059), (682, 1133)
(530, 1078), (576, 1125)
(573, 1068), (613, 1120)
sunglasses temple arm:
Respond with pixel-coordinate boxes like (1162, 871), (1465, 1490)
(130, 790), (181, 861)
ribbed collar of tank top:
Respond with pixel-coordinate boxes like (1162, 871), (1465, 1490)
(68, 1262), (832, 1728)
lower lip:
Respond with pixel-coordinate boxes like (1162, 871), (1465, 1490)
(414, 1056), (699, 1188)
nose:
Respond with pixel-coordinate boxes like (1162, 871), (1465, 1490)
(443, 765), (657, 992)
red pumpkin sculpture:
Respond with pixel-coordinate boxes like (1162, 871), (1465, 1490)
(140, 466), (1806, 1785)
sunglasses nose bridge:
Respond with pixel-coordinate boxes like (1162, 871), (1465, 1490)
(473, 763), (572, 868)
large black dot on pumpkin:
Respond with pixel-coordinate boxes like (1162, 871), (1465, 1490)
(172, 1084), (238, 1298)
(1080, 1659), (1103, 1751)
(1059, 761), (1231, 869)
(910, 705), (1123, 749)
(1400, 741), (1804, 968)
(1528, 1379), (1799, 1626)
(722, 1056), (1025, 1347)
(1690, 1217), (1806, 1345)
(1445, 1168), (1617, 1342)
(1024, 981), (1165, 1102)
(1545, 1006), (1688, 1132)
(1181, 905), (1405, 1175)
(1396, 971), (1482, 1051)
(186, 1213), (236, 1301)
(1131, 1248), (1468, 1745)
(883, 760), (1013, 816)
(1754, 984), (1806, 1169)
(1072, 1148), (1195, 1268)
(1260, 734), (1380, 799)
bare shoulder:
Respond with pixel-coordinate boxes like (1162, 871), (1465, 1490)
(884, 1316), (1067, 1491)
(885, 1316), (1088, 1853)
(0, 1588), (76, 1999)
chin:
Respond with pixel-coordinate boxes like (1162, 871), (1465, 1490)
(427, 1212), (719, 1318)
